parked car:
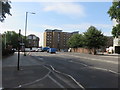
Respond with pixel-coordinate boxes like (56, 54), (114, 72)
(30, 49), (36, 52)
(68, 48), (71, 52)
(36, 48), (42, 52)
(41, 47), (49, 52)
(48, 48), (56, 54)
(12, 48), (17, 52)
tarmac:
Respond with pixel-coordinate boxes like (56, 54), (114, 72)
(2, 52), (84, 89)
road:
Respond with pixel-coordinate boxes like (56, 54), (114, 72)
(2, 52), (83, 89)
(30, 52), (119, 88)
(2, 52), (119, 89)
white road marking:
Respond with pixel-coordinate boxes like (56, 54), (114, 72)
(14, 70), (51, 88)
(67, 59), (119, 75)
(48, 75), (65, 88)
(99, 55), (118, 58)
(108, 70), (119, 74)
(39, 58), (44, 61)
(68, 60), (88, 67)
(61, 54), (118, 64)
(52, 71), (75, 88)
(49, 65), (85, 89)
(30, 52), (119, 88)
(90, 67), (119, 74)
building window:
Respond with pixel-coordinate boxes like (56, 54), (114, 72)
(33, 36), (36, 39)
(28, 36), (32, 39)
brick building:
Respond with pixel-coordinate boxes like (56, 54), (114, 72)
(44, 29), (79, 50)
(27, 34), (39, 48)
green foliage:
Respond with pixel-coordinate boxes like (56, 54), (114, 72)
(2, 31), (18, 49)
(67, 26), (107, 52)
(2, 31), (25, 49)
(108, 1), (120, 23)
(84, 26), (107, 49)
(0, 0), (12, 22)
(108, 1), (120, 37)
(112, 24), (120, 37)
(67, 34), (84, 48)
(2, 38), (5, 50)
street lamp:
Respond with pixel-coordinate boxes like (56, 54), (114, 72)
(24, 12), (35, 56)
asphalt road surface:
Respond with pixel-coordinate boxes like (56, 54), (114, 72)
(2, 52), (119, 89)
(30, 52), (119, 88)
(2, 52), (83, 89)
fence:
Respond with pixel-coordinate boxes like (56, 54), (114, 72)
(71, 48), (95, 54)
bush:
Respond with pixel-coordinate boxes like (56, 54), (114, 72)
(2, 49), (15, 56)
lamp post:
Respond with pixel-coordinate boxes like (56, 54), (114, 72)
(24, 12), (35, 56)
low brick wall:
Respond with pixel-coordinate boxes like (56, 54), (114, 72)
(71, 48), (94, 54)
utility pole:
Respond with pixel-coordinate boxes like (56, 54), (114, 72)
(17, 29), (21, 71)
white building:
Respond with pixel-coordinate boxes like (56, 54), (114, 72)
(113, 36), (120, 53)
(112, 19), (120, 53)
(114, 36), (120, 46)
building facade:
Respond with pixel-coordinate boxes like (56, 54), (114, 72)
(106, 36), (113, 48)
(113, 36), (120, 53)
(44, 29), (79, 50)
(27, 34), (39, 48)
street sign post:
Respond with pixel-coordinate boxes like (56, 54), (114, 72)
(17, 29), (21, 70)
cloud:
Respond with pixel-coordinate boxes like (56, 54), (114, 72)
(39, 24), (63, 30)
(60, 23), (112, 31)
(42, 2), (86, 18)
(37, 23), (112, 34)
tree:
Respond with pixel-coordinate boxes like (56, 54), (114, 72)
(0, 0), (12, 22)
(2, 31), (26, 49)
(83, 26), (107, 54)
(108, 1), (120, 37)
(108, 1), (120, 23)
(2, 31), (18, 49)
(112, 24), (120, 37)
(67, 34), (84, 48)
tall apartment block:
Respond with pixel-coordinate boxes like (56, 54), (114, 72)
(44, 29), (79, 50)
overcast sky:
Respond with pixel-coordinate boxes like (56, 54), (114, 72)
(0, 0), (114, 46)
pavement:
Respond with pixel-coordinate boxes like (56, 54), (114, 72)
(97, 52), (119, 56)
(2, 52), (84, 89)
